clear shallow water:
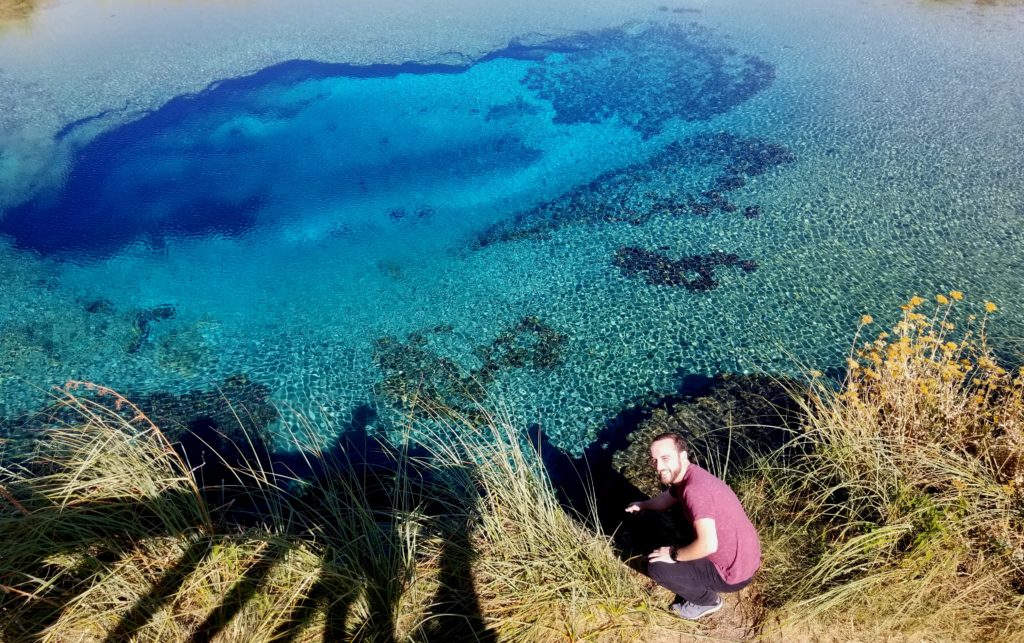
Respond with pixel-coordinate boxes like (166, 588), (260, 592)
(1, 0), (1023, 451)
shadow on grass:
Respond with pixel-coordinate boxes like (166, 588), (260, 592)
(0, 483), (208, 642)
(1, 397), (497, 642)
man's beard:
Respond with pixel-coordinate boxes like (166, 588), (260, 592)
(658, 465), (679, 485)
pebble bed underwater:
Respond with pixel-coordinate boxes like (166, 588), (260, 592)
(1, 0), (1023, 453)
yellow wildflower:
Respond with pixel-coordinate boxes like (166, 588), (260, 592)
(940, 364), (963, 381)
(935, 294), (949, 305)
(809, 369), (823, 378)
(860, 314), (874, 325)
(950, 290), (964, 301)
(909, 295), (925, 307)
(846, 358), (860, 370)
(985, 301), (998, 313)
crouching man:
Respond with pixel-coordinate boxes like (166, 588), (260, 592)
(625, 432), (760, 620)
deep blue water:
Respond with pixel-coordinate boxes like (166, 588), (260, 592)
(2, 54), (549, 259)
(1, 24), (770, 261)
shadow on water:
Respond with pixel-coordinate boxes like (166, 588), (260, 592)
(527, 405), (683, 562)
(1, 396), (497, 642)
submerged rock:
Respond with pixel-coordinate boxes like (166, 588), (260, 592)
(82, 298), (115, 314)
(523, 23), (775, 138)
(127, 304), (176, 353)
(475, 131), (795, 247)
(613, 246), (757, 291)
(373, 317), (568, 420)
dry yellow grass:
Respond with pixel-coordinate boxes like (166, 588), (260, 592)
(0, 0), (42, 26)
(747, 294), (1024, 642)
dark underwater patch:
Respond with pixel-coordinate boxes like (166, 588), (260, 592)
(613, 246), (758, 291)
(522, 23), (774, 138)
(475, 132), (796, 247)
(484, 97), (543, 121)
(372, 317), (568, 422)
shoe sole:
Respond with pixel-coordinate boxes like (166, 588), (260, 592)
(670, 599), (725, 620)
(697, 600), (724, 619)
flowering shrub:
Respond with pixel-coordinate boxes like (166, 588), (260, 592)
(755, 294), (1024, 641)
(839, 293), (1023, 492)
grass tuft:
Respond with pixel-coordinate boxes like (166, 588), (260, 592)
(749, 294), (1024, 641)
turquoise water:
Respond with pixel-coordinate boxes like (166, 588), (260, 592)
(1, 0), (1023, 452)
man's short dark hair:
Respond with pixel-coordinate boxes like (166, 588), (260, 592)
(651, 431), (688, 454)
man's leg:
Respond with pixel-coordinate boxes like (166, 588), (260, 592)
(648, 558), (740, 606)
(648, 559), (720, 605)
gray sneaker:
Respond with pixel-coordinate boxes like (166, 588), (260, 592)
(669, 596), (724, 620)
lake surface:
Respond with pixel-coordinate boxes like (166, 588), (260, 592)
(2, 0), (1023, 451)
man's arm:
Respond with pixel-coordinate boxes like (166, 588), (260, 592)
(625, 489), (678, 514)
(673, 518), (718, 560)
(647, 518), (719, 564)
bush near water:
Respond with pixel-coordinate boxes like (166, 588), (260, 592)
(748, 294), (1024, 641)
(1, 295), (1021, 641)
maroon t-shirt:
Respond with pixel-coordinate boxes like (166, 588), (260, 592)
(671, 464), (761, 584)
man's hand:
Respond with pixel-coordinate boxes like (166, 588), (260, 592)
(625, 501), (645, 514)
(648, 546), (676, 564)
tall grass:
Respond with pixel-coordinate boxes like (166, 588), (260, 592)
(1, 386), (677, 641)
(748, 294), (1024, 641)
(415, 408), (679, 642)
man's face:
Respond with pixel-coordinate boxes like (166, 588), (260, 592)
(650, 438), (687, 485)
